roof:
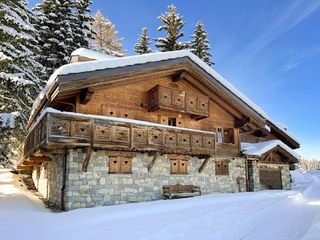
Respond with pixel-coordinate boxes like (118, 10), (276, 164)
(241, 140), (300, 162)
(29, 49), (299, 147)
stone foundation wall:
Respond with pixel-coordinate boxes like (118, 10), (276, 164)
(63, 149), (247, 210)
(281, 165), (291, 190)
(46, 155), (64, 207)
(32, 166), (48, 198)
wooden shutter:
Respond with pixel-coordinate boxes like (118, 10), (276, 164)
(109, 157), (120, 173)
(120, 158), (132, 173)
(179, 160), (188, 174)
(170, 159), (179, 174)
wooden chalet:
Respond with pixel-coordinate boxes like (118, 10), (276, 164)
(17, 48), (300, 210)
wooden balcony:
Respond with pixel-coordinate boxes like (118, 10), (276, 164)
(148, 85), (209, 120)
(18, 111), (216, 161)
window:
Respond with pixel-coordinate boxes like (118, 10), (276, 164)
(216, 128), (234, 144)
(109, 157), (132, 174)
(217, 128), (223, 143)
(215, 160), (229, 175)
(168, 118), (176, 127)
(170, 159), (188, 174)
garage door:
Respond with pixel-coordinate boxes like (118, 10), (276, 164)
(259, 168), (282, 190)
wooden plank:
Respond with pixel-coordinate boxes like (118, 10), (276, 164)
(105, 151), (136, 157)
(26, 156), (51, 162)
(167, 154), (190, 160)
(16, 166), (34, 170)
(22, 161), (42, 167)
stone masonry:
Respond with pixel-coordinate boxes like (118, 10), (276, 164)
(63, 149), (247, 210)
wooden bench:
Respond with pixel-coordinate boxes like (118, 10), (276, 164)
(162, 184), (201, 199)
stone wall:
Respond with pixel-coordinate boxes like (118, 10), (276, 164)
(32, 166), (48, 198)
(281, 165), (291, 190)
(63, 149), (247, 210)
(46, 155), (64, 207)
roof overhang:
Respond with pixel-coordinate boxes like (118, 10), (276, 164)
(241, 140), (300, 164)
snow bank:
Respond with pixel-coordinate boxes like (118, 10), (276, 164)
(1, 169), (320, 240)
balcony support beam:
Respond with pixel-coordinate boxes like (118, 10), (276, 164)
(148, 151), (162, 172)
(82, 147), (93, 172)
(198, 157), (211, 173)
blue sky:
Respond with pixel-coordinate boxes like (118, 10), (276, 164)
(28, 0), (320, 159)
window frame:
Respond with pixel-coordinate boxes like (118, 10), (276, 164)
(170, 159), (188, 174)
(109, 156), (133, 174)
(215, 160), (230, 175)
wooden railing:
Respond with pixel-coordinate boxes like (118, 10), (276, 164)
(148, 85), (209, 120)
(18, 111), (217, 161)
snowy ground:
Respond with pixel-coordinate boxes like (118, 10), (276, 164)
(0, 169), (320, 240)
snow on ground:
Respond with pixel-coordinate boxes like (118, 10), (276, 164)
(0, 169), (319, 240)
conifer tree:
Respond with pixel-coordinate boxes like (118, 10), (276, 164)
(73, 0), (95, 49)
(134, 27), (152, 55)
(155, 5), (188, 52)
(33, 0), (75, 79)
(190, 21), (214, 66)
(33, 0), (95, 79)
(0, 0), (44, 163)
(92, 10), (125, 57)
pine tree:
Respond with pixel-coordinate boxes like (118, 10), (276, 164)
(33, 0), (95, 80)
(134, 27), (152, 55)
(190, 21), (214, 66)
(0, 0), (44, 164)
(73, 0), (95, 49)
(155, 5), (188, 52)
(92, 10), (125, 57)
(33, 0), (75, 79)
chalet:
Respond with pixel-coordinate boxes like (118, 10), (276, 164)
(17, 48), (300, 210)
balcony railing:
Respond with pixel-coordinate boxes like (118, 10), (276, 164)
(18, 110), (218, 161)
(147, 85), (210, 120)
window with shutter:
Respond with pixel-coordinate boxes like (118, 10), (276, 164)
(215, 160), (229, 175)
(170, 159), (188, 174)
(109, 157), (132, 174)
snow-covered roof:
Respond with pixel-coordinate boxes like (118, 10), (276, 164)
(71, 48), (117, 61)
(29, 49), (299, 145)
(241, 140), (300, 160)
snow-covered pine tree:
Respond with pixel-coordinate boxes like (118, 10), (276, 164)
(0, 0), (44, 164)
(92, 10), (125, 57)
(73, 0), (95, 49)
(155, 5), (189, 52)
(134, 27), (152, 55)
(190, 21), (214, 66)
(33, 0), (76, 79)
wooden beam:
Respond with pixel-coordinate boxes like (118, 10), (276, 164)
(105, 151), (136, 157)
(172, 71), (188, 82)
(148, 151), (162, 172)
(82, 147), (92, 172)
(16, 166), (34, 171)
(198, 157), (210, 173)
(80, 87), (95, 104)
(26, 156), (51, 162)
(235, 117), (250, 128)
(22, 161), (42, 166)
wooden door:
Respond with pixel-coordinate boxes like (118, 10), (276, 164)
(259, 168), (282, 190)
